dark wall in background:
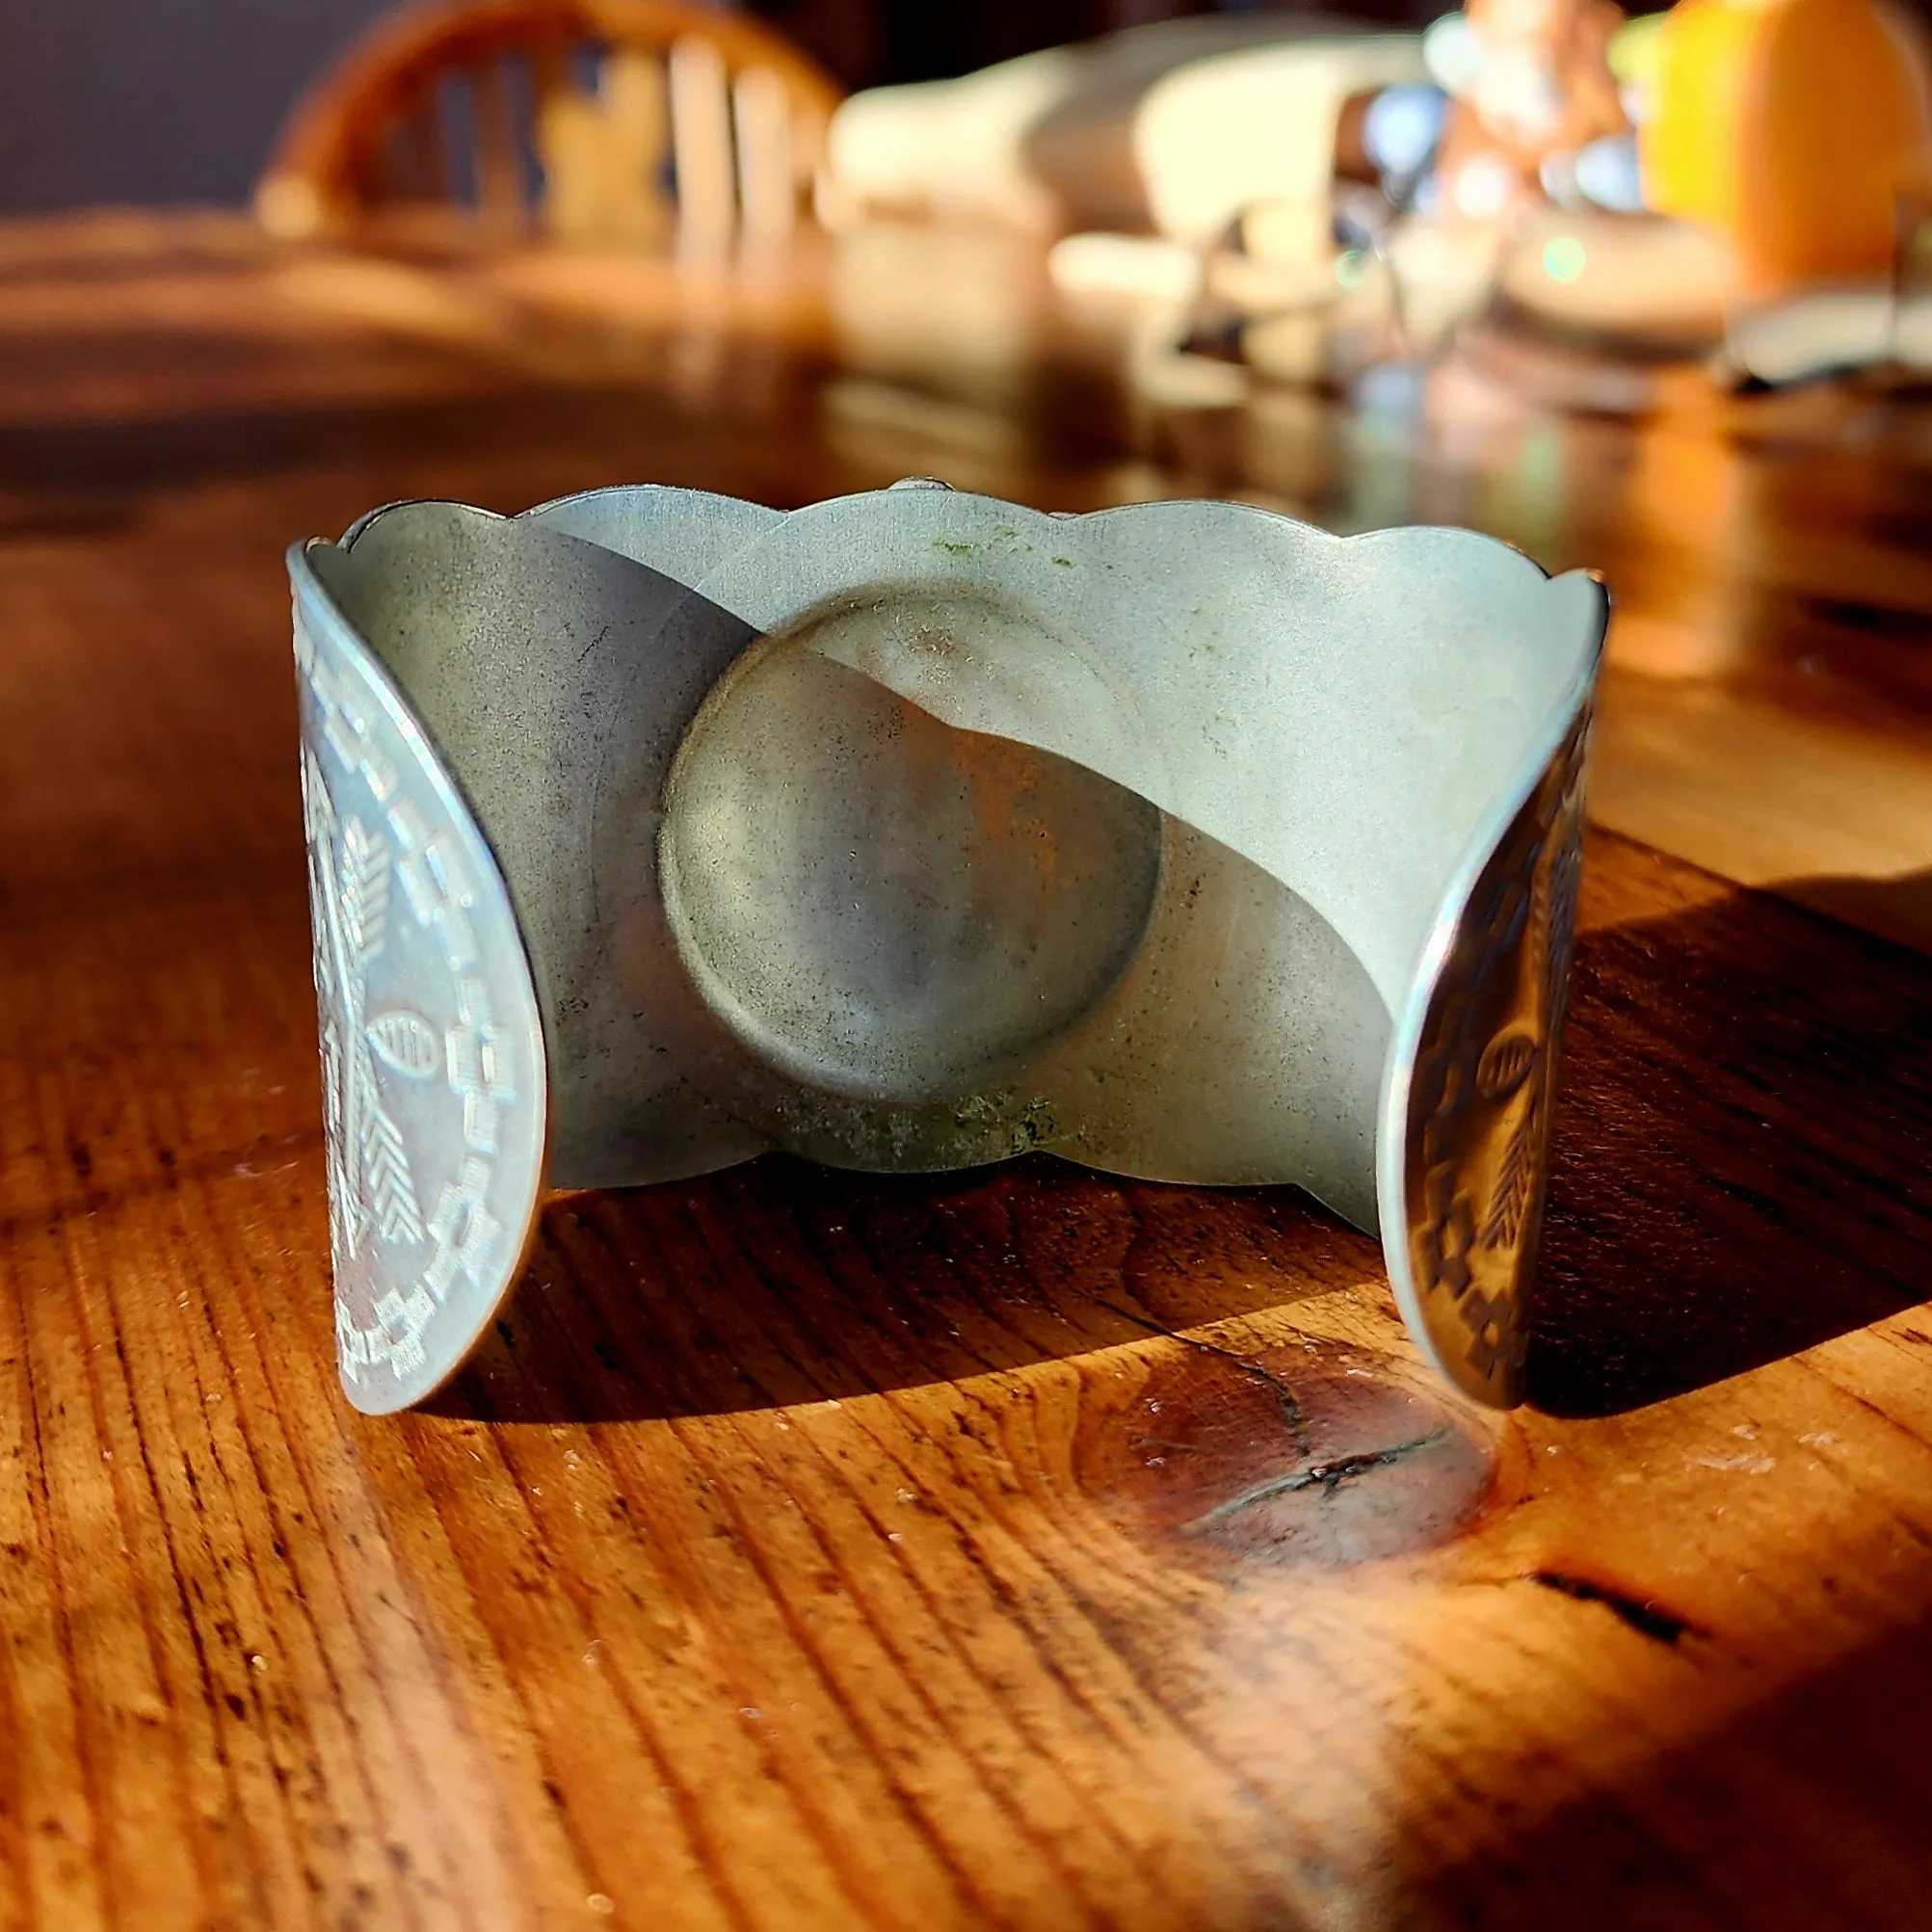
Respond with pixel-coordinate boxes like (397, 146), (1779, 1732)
(0, 0), (402, 212)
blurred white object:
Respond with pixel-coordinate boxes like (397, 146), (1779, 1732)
(824, 43), (1078, 230)
(1474, 45), (1566, 143)
(1048, 231), (1202, 303)
(1363, 84), (1449, 191)
(1424, 13), (1565, 146)
(826, 17), (1424, 238)
(1569, 132), (1645, 213)
(1420, 12), (1482, 96)
(1721, 288), (1932, 387)
(1132, 37), (1428, 238)
(1450, 153), (1516, 221)
(1381, 219), (1503, 351)
(1049, 225), (1365, 311)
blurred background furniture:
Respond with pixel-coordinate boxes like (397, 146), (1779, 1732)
(254, 0), (843, 250)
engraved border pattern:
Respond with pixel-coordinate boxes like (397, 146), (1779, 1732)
(1401, 706), (1592, 1407)
(295, 603), (543, 1408)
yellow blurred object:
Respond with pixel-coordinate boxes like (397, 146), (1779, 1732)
(1607, 10), (1668, 90)
(1644, 0), (1932, 293)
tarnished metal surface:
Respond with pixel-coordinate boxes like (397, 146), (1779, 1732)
(290, 482), (1606, 1413)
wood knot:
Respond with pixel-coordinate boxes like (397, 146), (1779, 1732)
(1088, 1341), (1495, 1568)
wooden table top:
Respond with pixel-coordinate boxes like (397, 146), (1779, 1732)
(4, 207), (1932, 1932)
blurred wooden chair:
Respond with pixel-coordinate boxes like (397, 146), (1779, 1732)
(256, 0), (842, 251)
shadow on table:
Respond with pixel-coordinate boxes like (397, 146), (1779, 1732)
(1778, 865), (1932, 960)
(435, 864), (1932, 1429)
(1528, 865), (1932, 1416)
(1416, 1594), (1932, 1924)
(434, 1152), (1378, 1426)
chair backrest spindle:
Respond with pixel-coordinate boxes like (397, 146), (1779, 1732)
(468, 59), (526, 226)
(734, 66), (796, 251)
(256, 0), (841, 250)
(669, 36), (736, 251)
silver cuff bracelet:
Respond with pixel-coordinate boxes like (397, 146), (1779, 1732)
(290, 482), (1606, 1415)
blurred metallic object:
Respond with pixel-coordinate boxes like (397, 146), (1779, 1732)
(290, 483), (1606, 1414)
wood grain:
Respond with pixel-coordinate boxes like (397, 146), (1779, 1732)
(3, 211), (1932, 1929)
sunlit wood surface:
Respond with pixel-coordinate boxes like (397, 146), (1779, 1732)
(4, 208), (1932, 1930)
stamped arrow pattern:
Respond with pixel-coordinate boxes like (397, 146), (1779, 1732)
(307, 758), (427, 1257)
